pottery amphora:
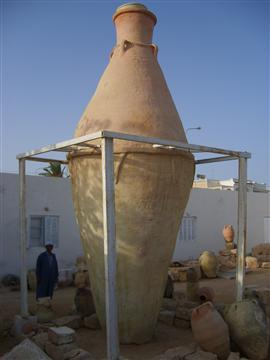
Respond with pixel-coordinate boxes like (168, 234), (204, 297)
(222, 299), (269, 360)
(68, 3), (194, 344)
(199, 251), (218, 278)
(191, 302), (230, 360)
(222, 225), (235, 243)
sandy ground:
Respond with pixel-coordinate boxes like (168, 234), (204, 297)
(0, 269), (269, 359)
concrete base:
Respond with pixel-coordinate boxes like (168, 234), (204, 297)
(13, 315), (37, 336)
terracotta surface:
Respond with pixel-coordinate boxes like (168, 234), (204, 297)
(69, 3), (194, 344)
(191, 302), (230, 360)
(222, 225), (235, 243)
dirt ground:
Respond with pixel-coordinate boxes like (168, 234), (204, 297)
(0, 269), (269, 359)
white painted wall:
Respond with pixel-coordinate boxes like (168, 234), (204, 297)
(173, 188), (270, 261)
(0, 173), (83, 277)
(0, 173), (269, 277)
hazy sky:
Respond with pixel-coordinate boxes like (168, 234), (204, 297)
(1, 0), (269, 185)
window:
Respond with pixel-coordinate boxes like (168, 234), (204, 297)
(178, 215), (197, 242)
(28, 215), (59, 248)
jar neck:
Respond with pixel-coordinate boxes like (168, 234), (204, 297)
(114, 12), (155, 45)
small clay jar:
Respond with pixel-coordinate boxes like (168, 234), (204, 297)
(197, 287), (215, 303)
(199, 251), (218, 278)
(222, 225), (235, 243)
(191, 301), (230, 360)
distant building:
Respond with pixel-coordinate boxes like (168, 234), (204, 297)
(193, 176), (269, 193)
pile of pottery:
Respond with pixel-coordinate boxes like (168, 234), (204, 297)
(217, 225), (237, 272)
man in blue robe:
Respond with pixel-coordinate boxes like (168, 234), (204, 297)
(36, 243), (59, 299)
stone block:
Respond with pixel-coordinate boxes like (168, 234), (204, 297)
(32, 332), (49, 350)
(53, 315), (83, 329)
(178, 300), (199, 309)
(84, 313), (101, 330)
(185, 261), (202, 279)
(63, 348), (95, 360)
(261, 262), (270, 268)
(48, 327), (75, 345)
(227, 352), (240, 360)
(45, 341), (77, 360)
(163, 344), (196, 359)
(175, 306), (192, 320)
(245, 256), (258, 269)
(169, 267), (191, 282)
(172, 290), (186, 302)
(174, 318), (190, 329)
(158, 310), (175, 326)
(2, 339), (51, 360)
(13, 315), (38, 336)
(185, 350), (217, 360)
(161, 298), (178, 311)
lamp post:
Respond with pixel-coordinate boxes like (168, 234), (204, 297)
(186, 126), (202, 132)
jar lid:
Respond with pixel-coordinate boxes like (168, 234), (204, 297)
(113, 3), (157, 24)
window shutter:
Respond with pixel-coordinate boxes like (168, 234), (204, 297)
(44, 216), (59, 247)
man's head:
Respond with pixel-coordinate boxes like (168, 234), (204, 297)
(45, 244), (53, 253)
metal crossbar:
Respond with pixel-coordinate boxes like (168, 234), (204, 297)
(17, 131), (250, 360)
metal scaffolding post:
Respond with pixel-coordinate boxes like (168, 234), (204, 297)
(19, 159), (28, 317)
(101, 137), (120, 360)
(236, 156), (248, 301)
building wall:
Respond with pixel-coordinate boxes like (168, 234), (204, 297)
(0, 173), (83, 277)
(0, 173), (269, 277)
(173, 188), (270, 261)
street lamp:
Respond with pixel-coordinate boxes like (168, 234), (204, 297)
(186, 126), (202, 132)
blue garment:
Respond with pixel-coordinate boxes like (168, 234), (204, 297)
(36, 251), (59, 299)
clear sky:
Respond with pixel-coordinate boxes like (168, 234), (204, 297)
(1, 0), (269, 185)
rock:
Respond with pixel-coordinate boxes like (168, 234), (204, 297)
(174, 318), (190, 329)
(63, 348), (95, 360)
(163, 344), (196, 359)
(161, 298), (178, 311)
(45, 341), (77, 360)
(74, 288), (95, 317)
(1, 274), (20, 288)
(185, 260), (202, 279)
(227, 352), (240, 360)
(84, 314), (101, 330)
(36, 298), (55, 323)
(158, 310), (175, 326)
(178, 300), (199, 309)
(53, 315), (83, 329)
(48, 326), (75, 345)
(22, 322), (39, 335)
(254, 287), (270, 317)
(32, 332), (49, 350)
(168, 267), (191, 282)
(185, 350), (218, 360)
(217, 255), (236, 271)
(245, 256), (258, 269)
(175, 306), (192, 320)
(2, 338), (51, 359)
(261, 261), (270, 268)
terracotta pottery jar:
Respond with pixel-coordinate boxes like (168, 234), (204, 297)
(199, 251), (218, 278)
(197, 286), (215, 303)
(222, 225), (235, 243)
(68, 3), (194, 344)
(223, 299), (269, 360)
(191, 302), (230, 360)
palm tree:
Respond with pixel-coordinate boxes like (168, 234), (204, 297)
(38, 162), (68, 177)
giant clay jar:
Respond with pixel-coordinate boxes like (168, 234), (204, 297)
(222, 299), (269, 360)
(191, 302), (230, 360)
(68, 3), (194, 344)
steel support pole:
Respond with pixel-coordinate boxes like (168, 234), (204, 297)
(236, 156), (247, 301)
(19, 159), (28, 316)
(101, 137), (120, 360)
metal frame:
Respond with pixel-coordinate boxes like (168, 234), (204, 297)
(17, 130), (251, 360)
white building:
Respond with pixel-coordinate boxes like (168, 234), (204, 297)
(193, 176), (269, 193)
(0, 172), (269, 277)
